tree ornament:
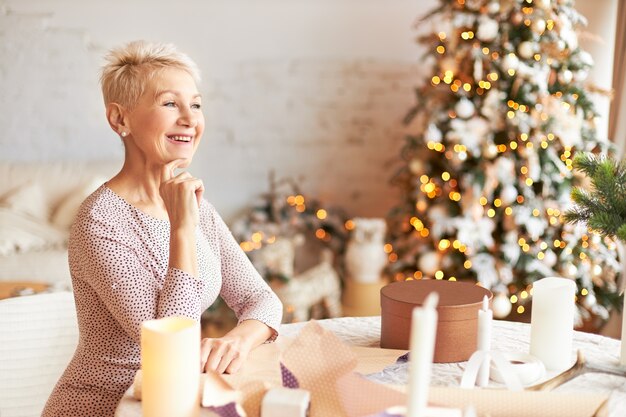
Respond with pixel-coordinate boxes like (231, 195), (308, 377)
(518, 41), (535, 59)
(558, 69), (573, 84)
(502, 53), (520, 71)
(582, 291), (597, 309)
(483, 143), (498, 159)
(511, 12), (523, 26)
(418, 251), (441, 276)
(532, 19), (547, 35)
(492, 292), (512, 319)
(426, 123), (443, 143)
(477, 17), (499, 42)
(455, 98), (475, 119)
(487, 1), (500, 14)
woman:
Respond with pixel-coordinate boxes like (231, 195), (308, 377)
(43, 41), (282, 416)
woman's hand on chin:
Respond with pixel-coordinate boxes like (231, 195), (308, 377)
(200, 335), (251, 374)
(159, 159), (204, 228)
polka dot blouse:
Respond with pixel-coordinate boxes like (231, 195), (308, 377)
(42, 185), (283, 417)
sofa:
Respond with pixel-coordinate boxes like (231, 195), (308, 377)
(0, 161), (119, 289)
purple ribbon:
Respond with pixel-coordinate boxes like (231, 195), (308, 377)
(280, 362), (300, 388)
(205, 402), (242, 417)
(396, 352), (409, 363)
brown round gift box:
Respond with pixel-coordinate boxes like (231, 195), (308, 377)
(380, 280), (492, 363)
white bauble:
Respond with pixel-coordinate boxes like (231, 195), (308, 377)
(501, 185), (518, 205)
(418, 251), (440, 276)
(542, 249), (557, 268)
(582, 292), (597, 309)
(532, 19), (546, 35)
(573, 69), (589, 82)
(455, 98), (475, 119)
(502, 53), (520, 71)
(558, 69), (573, 84)
(579, 51), (594, 66)
(483, 143), (498, 159)
(561, 27), (578, 50)
(487, 1), (500, 14)
(477, 17), (499, 42)
(492, 292), (512, 319)
(426, 123), (443, 143)
(538, 0), (552, 9)
(518, 41), (535, 59)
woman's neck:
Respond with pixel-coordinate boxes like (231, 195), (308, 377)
(106, 161), (169, 221)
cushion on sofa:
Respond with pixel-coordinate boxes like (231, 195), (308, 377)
(51, 176), (107, 230)
(0, 208), (67, 256)
(0, 182), (49, 221)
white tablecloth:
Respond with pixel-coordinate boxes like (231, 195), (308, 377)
(117, 317), (626, 416)
(280, 316), (626, 416)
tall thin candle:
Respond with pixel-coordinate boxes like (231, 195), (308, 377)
(477, 295), (492, 387)
(407, 292), (439, 417)
(141, 316), (200, 417)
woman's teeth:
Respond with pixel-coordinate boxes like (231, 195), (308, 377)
(169, 136), (192, 142)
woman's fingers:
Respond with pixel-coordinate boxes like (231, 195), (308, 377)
(200, 338), (246, 374)
(161, 159), (185, 183)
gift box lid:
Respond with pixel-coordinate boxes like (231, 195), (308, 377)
(380, 280), (492, 322)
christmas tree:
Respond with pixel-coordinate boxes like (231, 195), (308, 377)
(387, 0), (622, 322)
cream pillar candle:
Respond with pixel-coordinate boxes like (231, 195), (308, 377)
(141, 316), (200, 417)
(407, 292), (439, 417)
(477, 295), (492, 387)
(621, 293), (626, 366)
(529, 277), (576, 371)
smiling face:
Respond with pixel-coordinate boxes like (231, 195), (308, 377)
(124, 67), (204, 168)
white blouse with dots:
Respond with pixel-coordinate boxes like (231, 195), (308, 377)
(42, 185), (283, 417)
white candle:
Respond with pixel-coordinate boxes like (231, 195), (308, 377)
(407, 292), (439, 417)
(621, 293), (626, 366)
(141, 316), (201, 417)
(477, 295), (492, 387)
(529, 277), (576, 371)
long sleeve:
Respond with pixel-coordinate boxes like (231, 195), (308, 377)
(199, 201), (283, 338)
(69, 199), (208, 343)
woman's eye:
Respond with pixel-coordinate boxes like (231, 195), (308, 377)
(164, 101), (176, 107)
(191, 103), (202, 110)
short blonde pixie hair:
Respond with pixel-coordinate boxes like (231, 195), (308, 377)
(100, 40), (201, 109)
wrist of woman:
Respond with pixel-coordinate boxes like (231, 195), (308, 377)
(169, 226), (198, 277)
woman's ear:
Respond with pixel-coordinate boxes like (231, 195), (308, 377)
(106, 103), (129, 136)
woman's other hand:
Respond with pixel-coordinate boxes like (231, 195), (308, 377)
(159, 159), (204, 229)
(200, 335), (251, 374)
(200, 320), (274, 374)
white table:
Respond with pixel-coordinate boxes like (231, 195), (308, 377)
(117, 317), (626, 416)
(280, 316), (626, 416)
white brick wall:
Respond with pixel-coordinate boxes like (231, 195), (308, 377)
(0, 0), (430, 221)
(0, 0), (612, 221)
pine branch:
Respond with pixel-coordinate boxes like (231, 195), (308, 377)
(566, 152), (626, 241)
